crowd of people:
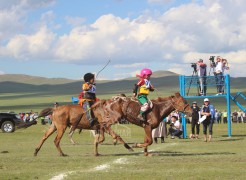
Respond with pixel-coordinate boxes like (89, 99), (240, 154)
(152, 97), (246, 143)
(19, 110), (38, 123)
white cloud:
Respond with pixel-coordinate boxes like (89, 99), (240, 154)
(0, 0), (246, 77)
(113, 70), (139, 80)
(147, 0), (173, 4)
(0, 70), (5, 75)
(65, 16), (86, 27)
(114, 63), (148, 68)
(5, 26), (56, 60)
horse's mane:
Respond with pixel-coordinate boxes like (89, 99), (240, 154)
(152, 96), (171, 102)
(91, 100), (107, 109)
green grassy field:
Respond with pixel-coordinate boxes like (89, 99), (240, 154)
(0, 123), (246, 180)
(0, 73), (245, 179)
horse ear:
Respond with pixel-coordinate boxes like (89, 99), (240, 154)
(101, 100), (106, 105)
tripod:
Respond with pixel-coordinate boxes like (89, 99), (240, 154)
(186, 69), (201, 96)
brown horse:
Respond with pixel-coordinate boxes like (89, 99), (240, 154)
(34, 100), (133, 157)
(104, 92), (192, 156)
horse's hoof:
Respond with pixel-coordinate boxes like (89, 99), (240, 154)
(60, 153), (68, 157)
(94, 153), (102, 156)
(128, 148), (134, 152)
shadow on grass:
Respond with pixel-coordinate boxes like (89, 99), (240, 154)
(86, 150), (236, 157)
(217, 138), (244, 142)
(222, 135), (246, 137)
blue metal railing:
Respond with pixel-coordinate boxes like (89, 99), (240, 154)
(179, 74), (232, 138)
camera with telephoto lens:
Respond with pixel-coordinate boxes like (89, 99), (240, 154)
(170, 122), (174, 127)
(209, 56), (216, 67)
(191, 63), (197, 70)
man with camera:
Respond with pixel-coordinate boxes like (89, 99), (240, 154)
(196, 59), (207, 96)
(214, 56), (224, 95)
(168, 116), (183, 139)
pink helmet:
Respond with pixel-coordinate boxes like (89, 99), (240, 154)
(140, 68), (152, 77)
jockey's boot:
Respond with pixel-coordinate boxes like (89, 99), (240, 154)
(89, 117), (98, 127)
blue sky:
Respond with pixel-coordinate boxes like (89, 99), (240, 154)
(0, 0), (245, 80)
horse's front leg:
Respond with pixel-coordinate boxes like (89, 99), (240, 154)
(132, 125), (153, 156)
(105, 125), (134, 152)
(94, 130), (101, 156)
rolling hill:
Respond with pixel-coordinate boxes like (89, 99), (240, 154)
(0, 70), (245, 112)
(0, 71), (180, 95)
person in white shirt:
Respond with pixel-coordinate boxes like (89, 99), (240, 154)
(214, 56), (223, 95)
(168, 116), (183, 139)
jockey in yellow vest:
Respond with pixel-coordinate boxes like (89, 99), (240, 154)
(133, 68), (155, 121)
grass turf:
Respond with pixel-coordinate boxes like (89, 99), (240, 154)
(0, 123), (246, 180)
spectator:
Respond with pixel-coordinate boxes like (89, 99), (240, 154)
(190, 101), (200, 139)
(54, 102), (59, 109)
(237, 110), (243, 123)
(40, 117), (46, 125)
(200, 98), (215, 142)
(243, 112), (246, 123)
(152, 118), (166, 143)
(214, 109), (218, 123)
(168, 116), (183, 139)
(214, 56), (224, 95)
(197, 59), (207, 96)
(20, 113), (24, 121)
(24, 113), (30, 123)
(217, 110), (222, 124)
(232, 110), (238, 123)
(222, 110), (228, 124)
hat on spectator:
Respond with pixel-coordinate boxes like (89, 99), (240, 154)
(204, 98), (209, 102)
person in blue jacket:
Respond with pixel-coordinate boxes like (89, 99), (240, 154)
(200, 98), (215, 142)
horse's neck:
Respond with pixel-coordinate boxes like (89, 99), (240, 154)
(157, 98), (175, 120)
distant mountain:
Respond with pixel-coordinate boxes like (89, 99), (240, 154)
(0, 71), (245, 96)
(0, 74), (77, 85)
(0, 70), (178, 84)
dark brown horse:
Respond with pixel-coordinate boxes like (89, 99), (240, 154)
(104, 92), (192, 156)
(34, 100), (133, 157)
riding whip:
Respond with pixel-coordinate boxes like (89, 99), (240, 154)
(96, 60), (111, 79)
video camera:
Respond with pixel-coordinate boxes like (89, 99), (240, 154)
(209, 56), (216, 67)
(191, 63), (197, 71)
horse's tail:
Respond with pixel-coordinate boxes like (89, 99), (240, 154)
(17, 108), (54, 129)
(38, 107), (54, 117)
(17, 120), (37, 129)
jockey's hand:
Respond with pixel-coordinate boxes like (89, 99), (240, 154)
(133, 93), (137, 98)
(150, 89), (154, 92)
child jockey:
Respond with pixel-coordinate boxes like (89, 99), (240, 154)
(82, 73), (97, 127)
(133, 68), (155, 121)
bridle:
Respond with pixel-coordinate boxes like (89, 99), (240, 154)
(170, 96), (189, 113)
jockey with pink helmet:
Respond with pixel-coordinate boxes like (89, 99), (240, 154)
(133, 68), (155, 122)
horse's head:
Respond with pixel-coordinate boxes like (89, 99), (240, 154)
(170, 92), (192, 116)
